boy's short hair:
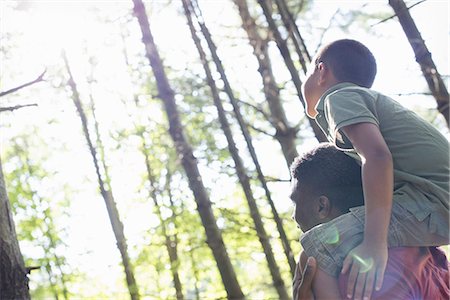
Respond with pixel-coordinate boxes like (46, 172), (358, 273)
(290, 143), (364, 213)
(316, 39), (377, 88)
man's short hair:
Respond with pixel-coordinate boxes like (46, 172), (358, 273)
(316, 39), (377, 88)
(290, 143), (364, 213)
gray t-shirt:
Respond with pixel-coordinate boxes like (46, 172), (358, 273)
(315, 82), (449, 237)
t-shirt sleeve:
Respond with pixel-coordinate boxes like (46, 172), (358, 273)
(324, 90), (379, 149)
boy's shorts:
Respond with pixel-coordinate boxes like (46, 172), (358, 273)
(300, 201), (449, 276)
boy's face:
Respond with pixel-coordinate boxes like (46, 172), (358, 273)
(302, 60), (322, 118)
(290, 178), (320, 232)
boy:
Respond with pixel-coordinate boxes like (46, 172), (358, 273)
(300, 39), (449, 300)
(290, 143), (449, 300)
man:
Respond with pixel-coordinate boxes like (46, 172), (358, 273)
(290, 143), (449, 299)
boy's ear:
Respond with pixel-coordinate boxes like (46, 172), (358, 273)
(317, 62), (329, 85)
(316, 195), (331, 219)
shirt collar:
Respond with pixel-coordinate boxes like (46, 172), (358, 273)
(315, 82), (357, 114)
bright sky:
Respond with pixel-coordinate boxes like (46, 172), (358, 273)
(1, 0), (449, 296)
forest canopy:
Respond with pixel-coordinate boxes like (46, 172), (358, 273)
(0, 0), (448, 298)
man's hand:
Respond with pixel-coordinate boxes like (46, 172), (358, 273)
(341, 241), (388, 300)
(293, 257), (316, 300)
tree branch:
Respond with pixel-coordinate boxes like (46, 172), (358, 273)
(264, 176), (291, 182)
(236, 98), (271, 121)
(0, 70), (46, 98)
(0, 103), (38, 112)
(245, 121), (275, 137)
(314, 8), (340, 54)
(371, 0), (427, 27)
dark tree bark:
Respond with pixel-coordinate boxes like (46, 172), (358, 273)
(183, 1), (289, 298)
(0, 156), (30, 299)
(131, 1), (244, 298)
(234, 0), (299, 170)
(63, 53), (140, 300)
(389, 0), (449, 127)
(258, 0), (327, 142)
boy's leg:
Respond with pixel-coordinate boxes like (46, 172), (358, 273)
(301, 202), (449, 277)
(300, 205), (402, 277)
(383, 201), (449, 246)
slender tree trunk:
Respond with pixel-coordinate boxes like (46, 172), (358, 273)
(188, 1), (294, 292)
(0, 156), (30, 299)
(234, 0), (299, 171)
(273, 0), (311, 73)
(388, 0), (449, 126)
(131, 1), (244, 298)
(187, 237), (201, 300)
(44, 221), (69, 300)
(233, 0), (297, 277)
(183, 1), (289, 297)
(141, 140), (184, 300)
(258, 0), (327, 141)
(63, 52), (140, 300)
(165, 172), (184, 300)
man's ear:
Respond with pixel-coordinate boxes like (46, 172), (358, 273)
(316, 195), (331, 219)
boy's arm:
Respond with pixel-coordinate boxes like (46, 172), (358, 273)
(340, 122), (393, 300)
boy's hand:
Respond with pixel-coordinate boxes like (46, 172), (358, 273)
(341, 241), (387, 300)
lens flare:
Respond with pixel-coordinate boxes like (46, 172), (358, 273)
(323, 225), (340, 244)
(353, 255), (374, 273)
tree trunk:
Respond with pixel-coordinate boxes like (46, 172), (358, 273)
(273, 0), (311, 73)
(188, 0), (295, 291)
(234, 0), (299, 170)
(258, 0), (327, 142)
(233, 0), (297, 277)
(183, 1), (289, 297)
(388, 0), (449, 127)
(63, 53), (140, 300)
(165, 172), (184, 300)
(131, 1), (244, 298)
(141, 140), (184, 300)
(0, 156), (30, 299)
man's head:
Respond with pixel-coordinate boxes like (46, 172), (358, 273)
(302, 39), (377, 118)
(290, 143), (364, 232)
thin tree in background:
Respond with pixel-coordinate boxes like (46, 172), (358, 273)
(62, 52), (140, 300)
(164, 169), (184, 300)
(257, 0), (327, 142)
(189, 0), (295, 286)
(131, 1), (245, 298)
(182, 1), (289, 297)
(119, 27), (185, 298)
(388, 0), (449, 127)
(141, 137), (184, 300)
(233, 0), (297, 277)
(273, 0), (311, 72)
(234, 0), (299, 170)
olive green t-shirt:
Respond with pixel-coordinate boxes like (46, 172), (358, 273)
(315, 82), (449, 237)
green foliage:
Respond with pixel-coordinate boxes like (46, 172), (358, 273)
(3, 132), (73, 299)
